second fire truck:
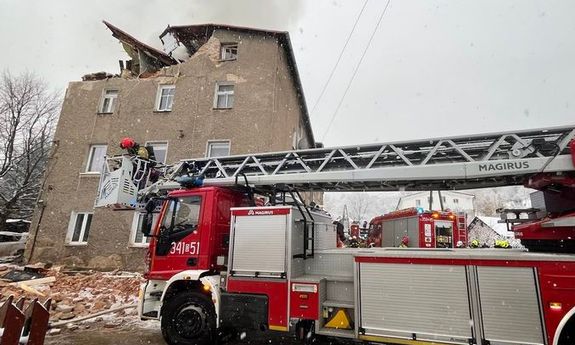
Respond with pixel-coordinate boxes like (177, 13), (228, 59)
(367, 207), (467, 248)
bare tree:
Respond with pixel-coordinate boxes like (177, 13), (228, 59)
(0, 71), (59, 230)
(348, 193), (370, 222)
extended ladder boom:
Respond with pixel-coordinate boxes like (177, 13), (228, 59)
(96, 125), (575, 207)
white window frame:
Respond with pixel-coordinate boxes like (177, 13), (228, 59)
(85, 144), (107, 173)
(130, 212), (159, 247)
(155, 85), (175, 112)
(99, 89), (118, 114)
(144, 141), (169, 164)
(66, 212), (93, 246)
(213, 83), (235, 109)
(415, 199), (421, 206)
(206, 140), (231, 158)
(220, 43), (238, 61)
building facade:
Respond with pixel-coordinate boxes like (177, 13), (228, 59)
(397, 191), (476, 216)
(25, 23), (317, 270)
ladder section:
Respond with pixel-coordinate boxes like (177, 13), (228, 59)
(173, 125), (575, 192)
(457, 213), (468, 245)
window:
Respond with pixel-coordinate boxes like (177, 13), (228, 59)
(161, 196), (202, 235)
(207, 141), (230, 157)
(442, 196), (447, 203)
(415, 199), (421, 206)
(156, 85), (175, 111)
(66, 212), (93, 245)
(214, 84), (234, 109)
(130, 212), (159, 246)
(145, 141), (168, 164)
(86, 145), (107, 173)
(99, 89), (118, 113)
(221, 44), (238, 60)
(453, 198), (459, 204)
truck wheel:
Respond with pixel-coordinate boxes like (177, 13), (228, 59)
(161, 292), (216, 345)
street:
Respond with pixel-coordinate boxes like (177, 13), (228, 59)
(44, 321), (343, 345)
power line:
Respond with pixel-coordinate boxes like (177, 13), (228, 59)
(310, 0), (370, 116)
(321, 0), (392, 142)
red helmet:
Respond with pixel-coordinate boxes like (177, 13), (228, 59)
(401, 235), (409, 246)
(120, 137), (136, 149)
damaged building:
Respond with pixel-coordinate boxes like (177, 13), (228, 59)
(25, 21), (318, 270)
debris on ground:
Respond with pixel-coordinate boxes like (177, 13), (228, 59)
(0, 263), (143, 328)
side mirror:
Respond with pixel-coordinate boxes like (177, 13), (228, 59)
(141, 212), (154, 236)
(142, 199), (156, 236)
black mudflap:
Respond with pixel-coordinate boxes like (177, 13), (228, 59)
(220, 293), (269, 331)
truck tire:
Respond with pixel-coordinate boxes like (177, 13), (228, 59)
(161, 291), (216, 345)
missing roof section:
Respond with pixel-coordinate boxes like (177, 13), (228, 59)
(103, 21), (178, 76)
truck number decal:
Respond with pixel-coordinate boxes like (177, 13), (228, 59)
(170, 241), (200, 255)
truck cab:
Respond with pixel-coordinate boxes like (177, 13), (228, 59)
(145, 187), (250, 281)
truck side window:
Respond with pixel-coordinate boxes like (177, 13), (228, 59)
(163, 196), (202, 234)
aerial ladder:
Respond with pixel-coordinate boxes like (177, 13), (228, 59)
(96, 125), (575, 252)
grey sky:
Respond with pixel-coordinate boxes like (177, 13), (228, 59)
(1, 0), (574, 147)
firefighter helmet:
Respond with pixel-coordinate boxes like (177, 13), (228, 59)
(399, 235), (409, 248)
(120, 137), (136, 149)
(470, 239), (480, 248)
(495, 239), (510, 248)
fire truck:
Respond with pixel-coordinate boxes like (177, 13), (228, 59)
(367, 208), (467, 248)
(95, 126), (575, 345)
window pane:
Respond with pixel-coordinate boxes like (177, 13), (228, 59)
(158, 86), (175, 111)
(149, 143), (167, 163)
(135, 214), (145, 243)
(102, 98), (111, 113)
(216, 95), (227, 108)
(208, 142), (230, 157)
(72, 214), (84, 242)
(171, 196), (202, 234)
(82, 214), (92, 242)
(219, 85), (234, 92)
(227, 94), (234, 108)
(159, 96), (168, 110)
(101, 90), (117, 113)
(88, 145), (107, 172)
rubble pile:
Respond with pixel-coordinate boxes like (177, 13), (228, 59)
(0, 264), (143, 324)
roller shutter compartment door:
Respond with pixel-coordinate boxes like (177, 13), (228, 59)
(231, 215), (288, 276)
(359, 262), (472, 344)
(476, 266), (544, 345)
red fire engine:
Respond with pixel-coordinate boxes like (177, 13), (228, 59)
(94, 126), (575, 345)
(367, 208), (467, 248)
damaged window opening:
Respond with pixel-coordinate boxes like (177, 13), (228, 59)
(214, 84), (234, 109)
(67, 212), (93, 245)
(221, 43), (238, 60)
(99, 89), (118, 113)
(156, 85), (175, 112)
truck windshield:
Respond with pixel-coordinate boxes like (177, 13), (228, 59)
(162, 196), (202, 233)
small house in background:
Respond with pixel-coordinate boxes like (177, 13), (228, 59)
(397, 191), (475, 218)
(467, 216), (522, 248)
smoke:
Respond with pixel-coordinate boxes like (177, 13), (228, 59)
(109, 0), (305, 49)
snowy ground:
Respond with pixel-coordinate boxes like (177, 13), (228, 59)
(45, 317), (337, 345)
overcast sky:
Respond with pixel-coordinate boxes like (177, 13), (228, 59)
(1, 0), (574, 147)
